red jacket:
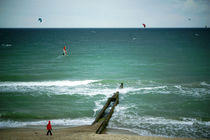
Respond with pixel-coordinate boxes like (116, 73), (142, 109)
(47, 121), (52, 130)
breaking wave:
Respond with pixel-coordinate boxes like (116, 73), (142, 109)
(1, 43), (12, 48)
(109, 105), (210, 138)
(0, 118), (94, 128)
(0, 80), (97, 87)
(200, 81), (210, 87)
(0, 80), (209, 97)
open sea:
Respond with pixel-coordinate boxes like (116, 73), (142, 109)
(0, 28), (210, 138)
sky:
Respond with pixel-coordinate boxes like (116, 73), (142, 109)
(0, 0), (209, 28)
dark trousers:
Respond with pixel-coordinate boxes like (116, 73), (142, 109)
(47, 130), (52, 135)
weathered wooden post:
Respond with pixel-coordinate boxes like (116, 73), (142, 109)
(92, 92), (119, 134)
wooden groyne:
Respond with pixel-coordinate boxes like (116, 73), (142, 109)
(92, 92), (119, 134)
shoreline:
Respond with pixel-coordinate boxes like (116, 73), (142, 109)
(103, 128), (139, 135)
(0, 126), (208, 140)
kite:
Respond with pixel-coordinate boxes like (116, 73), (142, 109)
(38, 18), (42, 23)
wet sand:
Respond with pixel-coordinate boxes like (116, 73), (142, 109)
(0, 125), (208, 140)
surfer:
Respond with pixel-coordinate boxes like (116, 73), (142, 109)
(63, 46), (67, 56)
(120, 83), (123, 89)
(46, 120), (52, 135)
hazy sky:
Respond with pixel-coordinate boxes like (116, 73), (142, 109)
(0, 0), (209, 28)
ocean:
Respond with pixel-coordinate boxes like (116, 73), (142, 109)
(0, 28), (210, 138)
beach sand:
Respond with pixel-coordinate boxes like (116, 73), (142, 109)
(0, 125), (208, 140)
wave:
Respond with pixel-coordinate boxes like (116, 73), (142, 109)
(0, 118), (94, 128)
(1, 43), (12, 48)
(110, 116), (210, 137)
(0, 80), (98, 87)
(0, 80), (209, 97)
(0, 80), (165, 95)
(174, 85), (210, 97)
(200, 81), (210, 87)
(110, 105), (210, 138)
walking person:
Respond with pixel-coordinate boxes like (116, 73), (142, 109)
(46, 120), (52, 136)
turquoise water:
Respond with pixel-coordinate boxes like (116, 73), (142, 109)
(0, 28), (210, 138)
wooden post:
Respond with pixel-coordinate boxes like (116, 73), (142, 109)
(92, 92), (119, 134)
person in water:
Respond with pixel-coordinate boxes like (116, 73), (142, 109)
(46, 120), (52, 136)
(120, 83), (123, 89)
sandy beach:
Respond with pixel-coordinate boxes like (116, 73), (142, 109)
(0, 125), (208, 140)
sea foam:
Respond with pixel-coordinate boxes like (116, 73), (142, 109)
(0, 80), (97, 87)
(110, 105), (210, 137)
(200, 81), (210, 87)
(0, 118), (94, 128)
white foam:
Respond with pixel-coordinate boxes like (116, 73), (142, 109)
(174, 85), (210, 97)
(108, 102), (210, 137)
(174, 85), (186, 93)
(1, 80), (209, 97)
(0, 80), (98, 87)
(117, 86), (167, 94)
(93, 98), (107, 116)
(1, 43), (12, 47)
(0, 81), (129, 96)
(200, 81), (210, 87)
(0, 118), (94, 128)
(132, 37), (136, 40)
(110, 110), (210, 136)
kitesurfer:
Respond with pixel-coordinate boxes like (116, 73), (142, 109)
(63, 46), (67, 56)
(46, 121), (52, 135)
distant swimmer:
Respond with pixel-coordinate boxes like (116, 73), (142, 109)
(63, 46), (67, 56)
(120, 83), (123, 89)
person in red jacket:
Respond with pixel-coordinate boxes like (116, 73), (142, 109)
(46, 120), (52, 135)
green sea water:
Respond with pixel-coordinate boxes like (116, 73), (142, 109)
(0, 28), (210, 138)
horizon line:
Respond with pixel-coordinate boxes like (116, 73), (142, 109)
(0, 27), (209, 29)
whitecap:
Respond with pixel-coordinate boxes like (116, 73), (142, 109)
(109, 111), (210, 137)
(0, 118), (94, 128)
(200, 81), (210, 87)
(1, 43), (12, 48)
(0, 80), (98, 87)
